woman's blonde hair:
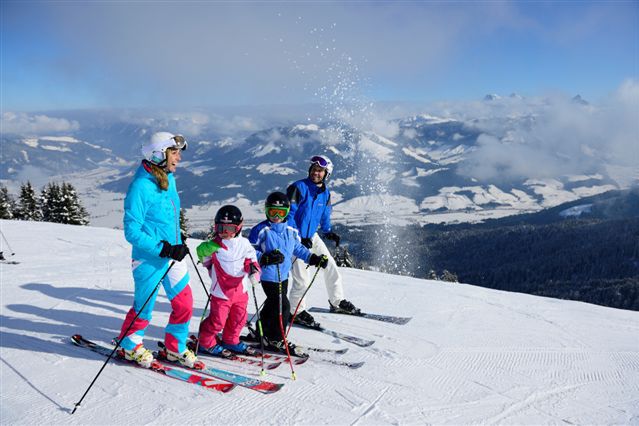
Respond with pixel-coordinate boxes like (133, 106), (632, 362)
(147, 161), (169, 190)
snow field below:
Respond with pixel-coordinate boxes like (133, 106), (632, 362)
(1, 220), (638, 425)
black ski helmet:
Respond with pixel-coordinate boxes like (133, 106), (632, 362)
(264, 191), (290, 220)
(265, 191), (290, 209)
(215, 205), (243, 226)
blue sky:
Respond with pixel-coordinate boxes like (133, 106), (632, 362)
(1, 1), (637, 111)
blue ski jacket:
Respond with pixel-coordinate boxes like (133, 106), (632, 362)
(248, 220), (312, 282)
(123, 161), (183, 262)
(286, 178), (332, 239)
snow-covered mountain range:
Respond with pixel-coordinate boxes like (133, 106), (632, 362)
(1, 220), (638, 424)
(2, 97), (636, 231)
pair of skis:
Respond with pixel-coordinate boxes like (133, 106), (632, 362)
(71, 309), (409, 395)
(307, 307), (412, 325)
(288, 308), (411, 348)
(71, 335), (282, 394)
(238, 333), (365, 369)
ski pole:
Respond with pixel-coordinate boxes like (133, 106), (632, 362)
(248, 300), (266, 324)
(193, 296), (211, 356)
(188, 251), (210, 298)
(0, 230), (15, 256)
(276, 262), (296, 380)
(187, 250), (219, 356)
(72, 260), (176, 414)
(286, 257), (325, 338)
(248, 264), (266, 376)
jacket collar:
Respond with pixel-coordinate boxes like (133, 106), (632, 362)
(303, 177), (326, 193)
(268, 221), (288, 232)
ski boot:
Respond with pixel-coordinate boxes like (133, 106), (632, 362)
(187, 336), (234, 359)
(119, 343), (155, 369)
(269, 339), (308, 358)
(199, 343), (233, 358)
(292, 310), (321, 328)
(329, 299), (361, 315)
(241, 325), (271, 348)
(221, 341), (258, 356)
(165, 348), (205, 369)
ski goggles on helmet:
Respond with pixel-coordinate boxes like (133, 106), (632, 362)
(168, 135), (187, 151)
(310, 155), (329, 168)
(215, 222), (242, 235)
(265, 206), (289, 219)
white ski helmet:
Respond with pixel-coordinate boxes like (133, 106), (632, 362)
(309, 155), (334, 180)
(141, 132), (187, 166)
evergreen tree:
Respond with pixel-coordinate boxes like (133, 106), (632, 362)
(441, 270), (459, 283)
(41, 182), (64, 223)
(60, 182), (90, 225)
(0, 184), (15, 219)
(180, 208), (189, 237)
(16, 182), (42, 221)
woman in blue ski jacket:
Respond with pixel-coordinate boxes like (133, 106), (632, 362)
(116, 131), (201, 369)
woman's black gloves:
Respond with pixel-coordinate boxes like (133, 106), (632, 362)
(160, 241), (189, 261)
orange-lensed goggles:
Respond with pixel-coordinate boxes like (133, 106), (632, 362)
(215, 223), (241, 234)
(266, 206), (289, 219)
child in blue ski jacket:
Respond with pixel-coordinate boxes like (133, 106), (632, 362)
(248, 191), (327, 352)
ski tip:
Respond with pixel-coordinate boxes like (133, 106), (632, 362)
(348, 362), (365, 369)
(293, 357), (309, 365)
(70, 334), (87, 346)
(256, 383), (285, 394)
(221, 384), (236, 393)
(266, 362), (282, 370)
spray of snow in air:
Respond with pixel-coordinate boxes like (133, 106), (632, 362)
(276, 15), (416, 275)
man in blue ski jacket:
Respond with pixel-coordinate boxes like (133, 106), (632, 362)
(286, 155), (361, 327)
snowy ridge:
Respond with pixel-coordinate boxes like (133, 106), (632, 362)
(1, 220), (638, 424)
(3, 109), (633, 230)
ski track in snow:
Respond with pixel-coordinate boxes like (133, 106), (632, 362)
(1, 220), (639, 425)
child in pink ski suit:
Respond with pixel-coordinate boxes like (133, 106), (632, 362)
(196, 205), (260, 355)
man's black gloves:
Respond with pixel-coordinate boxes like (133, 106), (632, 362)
(309, 254), (328, 269)
(160, 241), (189, 261)
(301, 238), (313, 249)
(260, 250), (285, 266)
(323, 231), (340, 246)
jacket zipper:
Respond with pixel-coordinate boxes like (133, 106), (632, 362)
(171, 198), (178, 244)
(306, 192), (318, 238)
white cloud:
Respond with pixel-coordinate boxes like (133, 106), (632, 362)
(444, 82), (639, 183)
(1, 112), (80, 135)
(117, 110), (264, 138)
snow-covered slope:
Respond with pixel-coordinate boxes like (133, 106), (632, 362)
(1, 220), (638, 424)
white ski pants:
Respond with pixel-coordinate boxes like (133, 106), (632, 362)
(289, 232), (344, 314)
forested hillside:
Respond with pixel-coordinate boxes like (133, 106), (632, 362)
(340, 189), (639, 311)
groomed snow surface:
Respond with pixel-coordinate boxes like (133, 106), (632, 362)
(1, 220), (638, 425)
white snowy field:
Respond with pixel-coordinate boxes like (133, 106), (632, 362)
(1, 220), (638, 425)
